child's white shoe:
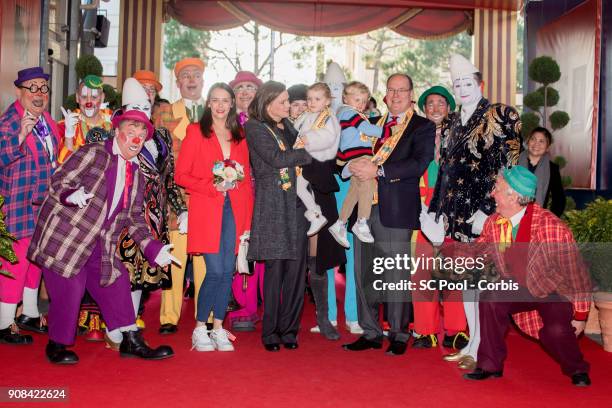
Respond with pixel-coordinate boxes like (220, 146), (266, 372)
(351, 218), (374, 243)
(345, 320), (364, 334)
(310, 320), (337, 333)
(329, 220), (350, 248)
(210, 328), (235, 352)
(305, 209), (328, 236)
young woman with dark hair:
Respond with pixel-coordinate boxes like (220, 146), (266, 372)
(245, 81), (313, 351)
(175, 82), (253, 352)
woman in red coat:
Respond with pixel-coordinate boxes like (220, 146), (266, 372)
(175, 82), (253, 352)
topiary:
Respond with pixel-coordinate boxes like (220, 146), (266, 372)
(75, 54), (103, 80)
(549, 111), (570, 131)
(520, 111), (540, 138)
(528, 56), (561, 86)
(0, 196), (17, 279)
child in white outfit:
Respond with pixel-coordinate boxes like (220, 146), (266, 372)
(293, 83), (341, 236)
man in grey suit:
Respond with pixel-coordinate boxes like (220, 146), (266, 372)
(343, 74), (435, 355)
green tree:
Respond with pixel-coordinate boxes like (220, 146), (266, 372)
(521, 56), (568, 135)
(381, 31), (472, 94)
(163, 19), (211, 70)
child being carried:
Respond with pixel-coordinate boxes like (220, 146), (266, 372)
(293, 82), (341, 236)
(329, 81), (397, 248)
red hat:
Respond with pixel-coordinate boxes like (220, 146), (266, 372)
(112, 110), (154, 140)
(229, 71), (262, 89)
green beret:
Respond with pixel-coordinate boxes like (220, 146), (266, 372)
(82, 74), (104, 89)
(417, 85), (456, 112)
(503, 165), (537, 198)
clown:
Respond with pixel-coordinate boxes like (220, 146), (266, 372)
(323, 62), (346, 114)
(426, 54), (522, 370)
(28, 85), (178, 364)
(58, 75), (113, 163)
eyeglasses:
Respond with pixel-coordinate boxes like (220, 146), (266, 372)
(386, 88), (411, 95)
(234, 85), (257, 93)
(18, 84), (50, 94)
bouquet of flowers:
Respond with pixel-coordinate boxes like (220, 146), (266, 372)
(213, 159), (245, 190)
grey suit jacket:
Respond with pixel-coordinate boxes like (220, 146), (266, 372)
(245, 118), (311, 261)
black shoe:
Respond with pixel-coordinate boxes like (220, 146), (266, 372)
(0, 326), (33, 345)
(386, 340), (407, 355)
(571, 373), (591, 387)
(158, 324), (178, 335)
(15, 315), (47, 333)
(46, 341), (78, 364)
(119, 330), (174, 360)
(283, 342), (298, 350)
(443, 332), (469, 349)
(264, 343), (280, 352)
(463, 368), (503, 381)
(412, 334), (438, 349)
(342, 336), (382, 351)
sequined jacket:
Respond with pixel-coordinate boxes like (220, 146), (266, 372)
(429, 98), (521, 242)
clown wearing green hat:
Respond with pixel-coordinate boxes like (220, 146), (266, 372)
(58, 74), (113, 164)
(412, 86), (469, 351)
(421, 165), (592, 387)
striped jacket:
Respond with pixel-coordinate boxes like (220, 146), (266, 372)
(336, 105), (393, 164)
(0, 101), (60, 239)
(27, 139), (163, 286)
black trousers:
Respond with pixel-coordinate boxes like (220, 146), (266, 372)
(261, 206), (308, 345)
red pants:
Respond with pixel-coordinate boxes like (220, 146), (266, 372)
(412, 233), (466, 335)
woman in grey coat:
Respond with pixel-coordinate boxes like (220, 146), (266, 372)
(245, 81), (312, 351)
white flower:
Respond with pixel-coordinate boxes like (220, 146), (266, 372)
(223, 166), (238, 182)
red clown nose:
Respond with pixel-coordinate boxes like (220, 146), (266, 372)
(132, 137), (142, 144)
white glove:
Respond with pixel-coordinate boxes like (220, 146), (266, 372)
(66, 186), (94, 208)
(466, 209), (488, 236)
(236, 231), (250, 275)
(60, 107), (80, 139)
(154, 244), (182, 267)
(178, 212), (188, 235)
(419, 205), (445, 246)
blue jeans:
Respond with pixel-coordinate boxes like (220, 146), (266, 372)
(197, 196), (236, 322)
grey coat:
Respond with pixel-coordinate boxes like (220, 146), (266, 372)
(245, 118), (312, 261)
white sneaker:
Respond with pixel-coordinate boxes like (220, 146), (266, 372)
(351, 218), (374, 243)
(310, 320), (337, 333)
(345, 321), (364, 334)
(210, 328), (235, 352)
(329, 220), (350, 248)
(191, 326), (214, 352)
(306, 213), (328, 236)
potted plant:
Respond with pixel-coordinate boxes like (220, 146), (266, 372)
(564, 198), (612, 351)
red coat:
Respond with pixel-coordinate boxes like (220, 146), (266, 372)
(175, 123), (253, 254)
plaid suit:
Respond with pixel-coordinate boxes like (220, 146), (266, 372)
(472, 203), (590, 375)
(0, 101), (59, 304)
(28, 139), (164, 286)
(0, 101), (59, 239)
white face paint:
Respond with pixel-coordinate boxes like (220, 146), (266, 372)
(328, 82), (344, 112)
(452, 76), (482, 107)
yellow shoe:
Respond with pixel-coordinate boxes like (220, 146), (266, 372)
(443, 352), (465, 362)
(136, 316), (146, 329)
(458, 356), (476, 370)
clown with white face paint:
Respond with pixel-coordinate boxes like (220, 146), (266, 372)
(324, 62), (346, 114)
(423, 53), (522, 371)
(58, 75), (113, 163)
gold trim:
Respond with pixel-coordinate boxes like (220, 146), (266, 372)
(387, 8), (423, 29)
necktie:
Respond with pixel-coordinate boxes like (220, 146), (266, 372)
(123, 161), (133, 209)
(496, 217), (513, 252)
(190, 105), (198, 123)
(374, 116), (398, 154)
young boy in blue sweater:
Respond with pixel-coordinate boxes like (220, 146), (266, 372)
(329, 82), (396, 248)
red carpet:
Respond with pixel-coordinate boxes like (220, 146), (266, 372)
(2, 289), (611, 408)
